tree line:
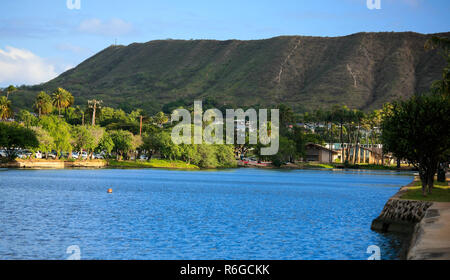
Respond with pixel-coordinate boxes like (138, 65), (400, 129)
(270, 103), (386, 166)
(0, 88), (236, 168)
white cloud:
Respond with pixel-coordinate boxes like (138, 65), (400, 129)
(78, 18), (134, 36)
(0, 46), (58, 86)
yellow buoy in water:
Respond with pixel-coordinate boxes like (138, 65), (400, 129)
(107, 188), (113, 194)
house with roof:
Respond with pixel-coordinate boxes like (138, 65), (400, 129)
(304, 143), (339, 163)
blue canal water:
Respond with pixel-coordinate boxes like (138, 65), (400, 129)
(0, 168), (413, 260)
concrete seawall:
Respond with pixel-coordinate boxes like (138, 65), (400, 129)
(371, 185), (432, 234)
(371, 180), (450, 260)
(0, 160), (107, 169)
(65, 161), (108, 168)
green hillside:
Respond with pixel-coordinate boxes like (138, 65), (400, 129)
(9, 32), (449, 114)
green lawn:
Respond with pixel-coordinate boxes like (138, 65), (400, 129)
(305, 163), (334, 169)
(299, 162), (406, 170)
(107, 159), (199, 169)
(354, 164), (401, 170)
(412, 181), (448, 187)
(401, 181), (450, 202)
(289, 162), (408, 170)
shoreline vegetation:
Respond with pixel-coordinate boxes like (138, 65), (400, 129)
(107, 159), (200, 169)
(0, 158), (201, 170)
(0, 158), (416, 172)
(280, 162), (415, 171)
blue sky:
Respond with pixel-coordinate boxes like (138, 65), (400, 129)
(0, 0), (449, 86)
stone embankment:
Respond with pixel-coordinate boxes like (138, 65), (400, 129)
(371, 178), (450, 260)
(371, 184), (432, 233)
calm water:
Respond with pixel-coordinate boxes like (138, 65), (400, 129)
(0, 168), (412, 260)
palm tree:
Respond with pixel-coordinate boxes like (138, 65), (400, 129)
(0, 96), (13, 120)
(153, 112), (168, 127)
(33, 91), (53, 118)
(65, 92), (74, 114)
(52, 88), (72, 115)
(5, 85), (17, 100)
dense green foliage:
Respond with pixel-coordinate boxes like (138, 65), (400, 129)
(1, 88), (238, 168)
(0, 96), (13, 120)
(0, 122), (38, 160)
(270, 137), (296, 167)
(30, 126), (54, 156)
(39, 115), (73, 157)
(16, 110), (38, 128)
(382, 94), (450, 195)
(109, 129), (134, 159)
(107, 159), (199, 169)
(72, 126), (105, 156)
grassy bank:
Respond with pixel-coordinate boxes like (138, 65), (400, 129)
(296, 163), (334, 169)
(107, 159), (200, 169)
(401, 181), (450, 202)
(352, 164), (408, 170)
(288, 162), (411, 170)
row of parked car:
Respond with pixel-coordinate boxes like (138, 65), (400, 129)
(0, 149), (105, 160)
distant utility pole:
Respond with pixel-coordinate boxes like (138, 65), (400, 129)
(139, 115), (143, 136)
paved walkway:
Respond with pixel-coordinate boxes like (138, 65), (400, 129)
(407, 173), (450, 260)
(407, 202), (450, 260)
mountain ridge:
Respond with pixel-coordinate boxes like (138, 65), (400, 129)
(12, 31), (449, 113)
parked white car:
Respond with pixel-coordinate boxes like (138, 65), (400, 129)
(139, 155), (149, 160)
(0, 150), (7, 158)
(17, 151), (32, 159)
(93, 153), (104, 159)
(35, 151), (43, 159)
